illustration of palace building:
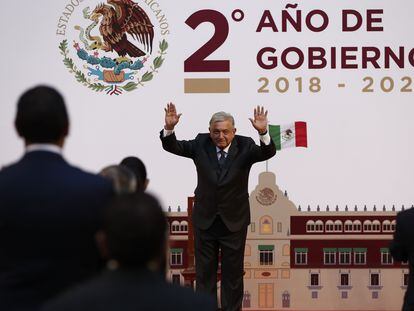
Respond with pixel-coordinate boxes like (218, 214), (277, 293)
(166, 171), (408, 311)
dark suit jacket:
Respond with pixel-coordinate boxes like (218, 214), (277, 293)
(41, 268), (215, 311)
(161, 132), (276, 232)
(0, 151), (113, 311)
(390, 209), (414, 310)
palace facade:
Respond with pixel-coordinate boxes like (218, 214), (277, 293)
(166, 171), (408, 311)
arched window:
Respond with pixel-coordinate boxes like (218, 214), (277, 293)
(382, 220), (391, 232)
(180, 221), (188, 232)
(372, 220), (381, 232)
(334, 220), (343, 232)
(306, 220), (315, 232)
(325, 220), (335, 232)
(363, 220), (372, 232)
(282, 291), (290, 308)
(344, 220), (353, 232)
(315, 220), (324, 232)
(171, 220), (180, 233)
(243, 290), (251, 308)
(353, 220), (362, 232)
(260, 216), (273, 235)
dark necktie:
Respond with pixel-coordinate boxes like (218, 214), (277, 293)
(218, 150), (226, 169)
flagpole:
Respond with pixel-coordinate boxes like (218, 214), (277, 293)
(266, 160), (268, 172)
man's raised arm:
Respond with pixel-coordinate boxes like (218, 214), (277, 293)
(162, 102), (182, 136)
(248, 106), (276, 162)
(160, 102), (195, 158)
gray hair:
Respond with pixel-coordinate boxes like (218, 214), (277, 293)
(209, 111), (235, 127)
(100, 165), (137, 195)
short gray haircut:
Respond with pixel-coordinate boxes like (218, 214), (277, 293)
(209, 111), (235, 127)
(100, 165), (137, 195)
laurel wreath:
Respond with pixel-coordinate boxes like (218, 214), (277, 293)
(59, 39), (168, 94)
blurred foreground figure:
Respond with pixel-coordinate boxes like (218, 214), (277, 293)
(42, 193), (215, 311)
(100, 165), (137, 194)
(390, 210), (414, 311)
(0, 86), (113, 310)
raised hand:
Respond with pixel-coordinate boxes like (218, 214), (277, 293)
(249, 106), (268, 134)
(164, 102), (182, 130)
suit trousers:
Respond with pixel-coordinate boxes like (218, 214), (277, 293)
(194, 215), (248, 311)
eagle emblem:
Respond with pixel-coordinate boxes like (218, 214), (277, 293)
(91, 0), (154, 57)
(282, 129), (294, 142)
(57, 0), (169, 95)
(256, 188), (277, 206)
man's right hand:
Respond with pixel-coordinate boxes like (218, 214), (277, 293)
(164, 102), (182, 131)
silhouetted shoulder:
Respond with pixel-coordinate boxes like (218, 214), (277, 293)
(162, 282), (215, 311)
(67, 164), (113, 190)
(396, 208), (414, 224)
(41, 270), (215, 311)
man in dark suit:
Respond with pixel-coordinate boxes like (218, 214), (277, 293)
(0, 86), (113, 310)
(390, 210), (414, 311)
(41, 193), (215, 311)
(160, 103), (276, 310)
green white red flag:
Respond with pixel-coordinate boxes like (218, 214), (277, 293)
(269, 122), (308, 151)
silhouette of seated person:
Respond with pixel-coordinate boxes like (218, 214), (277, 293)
(42, 193), (215, 311)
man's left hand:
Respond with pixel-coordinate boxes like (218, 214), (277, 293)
(249, 106), (268, 134)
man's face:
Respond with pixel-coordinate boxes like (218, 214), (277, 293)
(209, 120), (236, 149)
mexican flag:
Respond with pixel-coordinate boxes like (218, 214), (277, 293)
(269, 122), (308, 150)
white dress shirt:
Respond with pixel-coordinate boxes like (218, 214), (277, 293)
(26, 144), (62, 155)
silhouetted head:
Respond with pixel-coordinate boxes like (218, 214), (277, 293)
(120, 156), (148, 191)
(15, 86), (69, 146)
(97, 193), (167, 269)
